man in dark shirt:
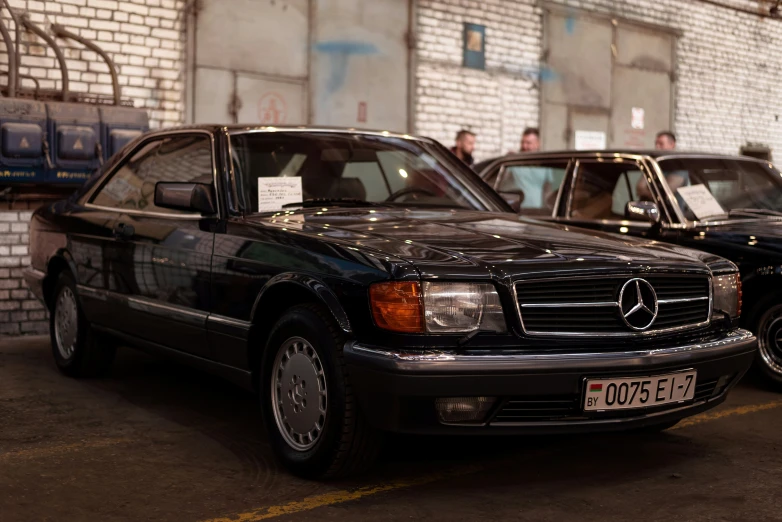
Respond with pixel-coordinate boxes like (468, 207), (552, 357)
(451, 129), (476, 167)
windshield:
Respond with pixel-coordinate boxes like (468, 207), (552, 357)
(657, 157), (782, 220)
(229, 132), (506, 213)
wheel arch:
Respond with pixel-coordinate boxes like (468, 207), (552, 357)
(247, 273), (352, 390)
(42, 250), (79, 310)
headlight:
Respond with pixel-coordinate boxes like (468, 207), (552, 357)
(712, 273), (742, 319)
(423, 282), (506, 333)
(369, 281), (507, 333)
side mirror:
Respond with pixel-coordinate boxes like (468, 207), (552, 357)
(499, 190), (524, 213)
(155, 182), (217, 215)
(625, 201), (660, 224)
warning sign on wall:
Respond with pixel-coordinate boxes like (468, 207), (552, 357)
(257, 92), (288, 125)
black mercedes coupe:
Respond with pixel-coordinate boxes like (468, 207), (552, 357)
(24, 127), (754, 478)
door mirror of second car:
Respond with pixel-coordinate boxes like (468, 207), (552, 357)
(498, 191), (524, 213)
(155, 182), (217, 215)
(625, 201), (661, 224)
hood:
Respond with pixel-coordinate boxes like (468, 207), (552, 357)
(250, 208), (720, 279)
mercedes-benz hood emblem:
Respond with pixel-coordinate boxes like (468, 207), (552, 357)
(619, 278), (658, 330)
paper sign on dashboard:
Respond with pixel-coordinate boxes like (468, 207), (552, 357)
(258, 177), (303, 212)
(676, 184), (725, 220)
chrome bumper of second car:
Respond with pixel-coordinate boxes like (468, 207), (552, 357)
(344, 328), (756, 374)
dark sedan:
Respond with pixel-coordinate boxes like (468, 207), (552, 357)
(478, 150), (782, 386)
(24, 129), (754, 478)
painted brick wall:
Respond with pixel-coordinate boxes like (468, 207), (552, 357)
(414, 0), (782, 161)
(1, 0), (186, 128)
(0, 207), (47, 335)
(0, 0), (186, 336)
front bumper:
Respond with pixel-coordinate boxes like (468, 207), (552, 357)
(344, 329), (757, 434)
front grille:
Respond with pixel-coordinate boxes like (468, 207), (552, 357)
(515, 274), (710, 336)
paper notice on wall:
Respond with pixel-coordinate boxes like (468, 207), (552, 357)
(258, 177), (303, 212)
(631, 107), (645, 129)
(676, 184), (725, 220)
(574, 130), (606, 150)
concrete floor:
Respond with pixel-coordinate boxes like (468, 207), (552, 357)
(1, 335), (781, 522)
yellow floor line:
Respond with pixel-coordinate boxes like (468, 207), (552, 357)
(202, 463), (485, 522)
(671, 399), (782, 430)
(206, 399), (782, 522)
(0, 437), (130, 463)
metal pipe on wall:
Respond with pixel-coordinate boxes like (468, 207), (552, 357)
(51, 23), (120, 105)
(0, 17), (17, 97)
(22, 15), (70, 101)
(3, 0), (21, 94)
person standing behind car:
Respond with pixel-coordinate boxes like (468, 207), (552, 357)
(636, 130), (690, 207)
(508, 127), (555, 210)
(451, 129), (476, 167)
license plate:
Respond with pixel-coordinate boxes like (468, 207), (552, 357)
(583, 370), (697, 412)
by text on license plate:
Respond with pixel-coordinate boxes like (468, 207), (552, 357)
(583, 370), (697, 412)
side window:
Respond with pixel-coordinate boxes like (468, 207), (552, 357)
(570, 162), (653, 221)
(611, 170), (650, 215)
(496, 162), (568, 215)
(91, 134), (213, 214)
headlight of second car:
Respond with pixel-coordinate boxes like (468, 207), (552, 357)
(369, 281), (507, 333)
(712, 273), (742, 319)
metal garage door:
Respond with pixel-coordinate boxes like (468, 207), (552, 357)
(540, 8), (676, 150)
(187, 0), (411, 132)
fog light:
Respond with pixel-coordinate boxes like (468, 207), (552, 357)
(435, 397), (495, 424)
(711, 374), (734, 398)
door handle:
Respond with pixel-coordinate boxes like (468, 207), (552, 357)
(113, 222), (135, 239)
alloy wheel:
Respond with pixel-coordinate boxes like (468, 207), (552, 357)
(54, 286), (78, 360)
(271, 336), (328, 451)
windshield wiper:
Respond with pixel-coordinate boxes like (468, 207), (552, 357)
(282, 198), (385, 208)
(727, 208), (782, 218)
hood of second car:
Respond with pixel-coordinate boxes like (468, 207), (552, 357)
(250, 208), (713, 277)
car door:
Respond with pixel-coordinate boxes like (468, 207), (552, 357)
(560, 158), (680, 242)
(487, 159), (571, 218)
(86, 131), (216, 358)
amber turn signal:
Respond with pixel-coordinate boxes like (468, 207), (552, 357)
(369, 281), (424, 333)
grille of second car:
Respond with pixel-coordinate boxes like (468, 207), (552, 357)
(514, 275), (710, 336)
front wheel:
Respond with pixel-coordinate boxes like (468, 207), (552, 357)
(755, 303), (782, 388)
(50, 273), (116, 378)
(261, 303), (380, 479)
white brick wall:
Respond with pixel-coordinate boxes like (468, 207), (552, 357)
(0, 210), (46, 336)
(415, 0), (782, 161)
(0, 0), (185, 128)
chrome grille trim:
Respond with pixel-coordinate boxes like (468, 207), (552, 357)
(513, 274), (712, 337)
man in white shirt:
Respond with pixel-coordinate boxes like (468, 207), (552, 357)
(510, 127), (555, 209)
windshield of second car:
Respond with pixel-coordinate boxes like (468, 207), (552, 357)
(229, 132), (503, 213)
(657, 157), (782, 220)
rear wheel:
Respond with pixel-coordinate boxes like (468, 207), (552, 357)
(755, 303), (782, 388)
(50, 273), (116, 378)
(261, 303), (380, 479)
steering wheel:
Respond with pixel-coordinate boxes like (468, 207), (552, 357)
(386, 186), (438, 202)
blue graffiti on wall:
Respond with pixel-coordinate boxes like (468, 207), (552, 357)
(314, 40), (379, 95)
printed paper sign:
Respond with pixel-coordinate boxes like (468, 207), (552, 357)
(631, 107), (645, 129)
(677, 184), (725, 219)
(258, 177), (303, 212)
(574, 130), (606, 150)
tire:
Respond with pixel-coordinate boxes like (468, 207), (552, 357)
(753, 303), (782, 388)
(49, 273), (116, 378)
(261, 303), (381, 479)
